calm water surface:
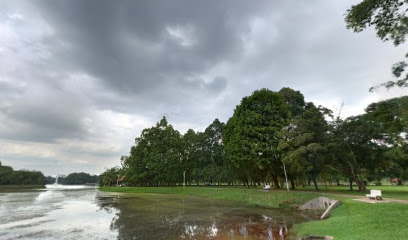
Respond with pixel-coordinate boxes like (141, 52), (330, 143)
(0, 186), (312, 240)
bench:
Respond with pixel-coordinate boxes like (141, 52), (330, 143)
(263, 185), (271, 190)
(366, 189), (382, 200)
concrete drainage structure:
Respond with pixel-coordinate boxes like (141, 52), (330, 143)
(299, 197), (341, 219)
(297, 197), (340, 240)
(301, 236), (334, 240)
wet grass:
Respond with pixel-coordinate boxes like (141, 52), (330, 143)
(102, 185), (408, 239)
(100, 186), (323, 208)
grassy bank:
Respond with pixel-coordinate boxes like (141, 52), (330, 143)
(102, 186), (408, 239)
(0, 185), (45, 192)
(101, 186), (322, 208)
(294, 198), (408, 240)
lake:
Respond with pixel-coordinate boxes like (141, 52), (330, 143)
(0, 186), (312, 239)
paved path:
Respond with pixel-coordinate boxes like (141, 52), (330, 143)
(351, 197), (408, 204)
(292, 190), (408, 204)
(318, 192), (408, 204)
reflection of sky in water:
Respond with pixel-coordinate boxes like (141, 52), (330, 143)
(0, 189), (118, 240)
(0, 190), (310, 240)
(104, 193), (306, 240)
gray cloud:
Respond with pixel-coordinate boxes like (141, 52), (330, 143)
(29, 0), (257, 95)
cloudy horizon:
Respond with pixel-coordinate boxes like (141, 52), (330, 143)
(1, 0), (407, 176)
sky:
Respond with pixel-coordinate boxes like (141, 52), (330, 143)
(0, 0), (407, 176)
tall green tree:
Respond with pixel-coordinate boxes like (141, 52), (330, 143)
(182, 129), (198, 185)
(203, 119), (229, 185)
(224, 89), (290, 188)
(329, 115), (383, 191)
(123, 117), (183, 186)
(279, 103), (331, 190)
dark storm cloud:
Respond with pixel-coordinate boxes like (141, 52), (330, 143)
(30, 0), (264, 97)
(0, 0), (273, 143)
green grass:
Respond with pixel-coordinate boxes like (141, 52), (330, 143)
(298, 185), (408, 200)
(101, 186), (323, 208)
(294, 198), (408, 240)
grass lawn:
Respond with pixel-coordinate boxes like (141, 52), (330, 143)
(294, 198), (408, 240)
(100, 186), (322, 208)
(297, 185), (408, 200)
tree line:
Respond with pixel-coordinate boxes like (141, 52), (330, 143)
(101, 88), (408, 191)
(0, 162), (99, 186)
(46, 172), (99, 185)
(0, 162), (46, 185)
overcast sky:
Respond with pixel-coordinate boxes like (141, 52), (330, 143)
(0, 0), (407, 176)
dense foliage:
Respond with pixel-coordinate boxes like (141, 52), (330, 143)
(99, 167), (120, 186)
(62, 172), (98, 185)
(0, 163), (46, 185)
(104, 88), (408, 191)
(223, 89), (291, 188)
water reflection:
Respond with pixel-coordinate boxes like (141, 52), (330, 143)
(0, 189), (311, 240)
(0, 189), (118, 240)
(98, 193), (307, 240)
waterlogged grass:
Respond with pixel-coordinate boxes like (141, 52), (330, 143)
(100, 186), (323, 208)
(294, 198), (408, 240)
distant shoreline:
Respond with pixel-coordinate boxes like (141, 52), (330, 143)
(0, 185), (45, 192)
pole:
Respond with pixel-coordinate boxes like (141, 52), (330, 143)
(183, 171), (186, 187)
(282, 161), (290, 192)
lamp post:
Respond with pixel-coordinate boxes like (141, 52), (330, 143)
(183, 171), (186, 187)
(282, 160), (290, 192)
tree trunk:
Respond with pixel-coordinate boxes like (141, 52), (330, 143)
(312, 178), (319, 191)
(290, 179), (296, 190)
(272, 175), (280, 189)
(347, 162), (366, 191)
(355, 178), (366, 191)
(346, 145), (366, 191)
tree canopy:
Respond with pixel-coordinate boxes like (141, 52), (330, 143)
(345, 0), (408, 90)
(110, 89), (408, 191)
(62, 172), (98, 185)
(224, 88), (291, 188)
(0, 164), (46, 185)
